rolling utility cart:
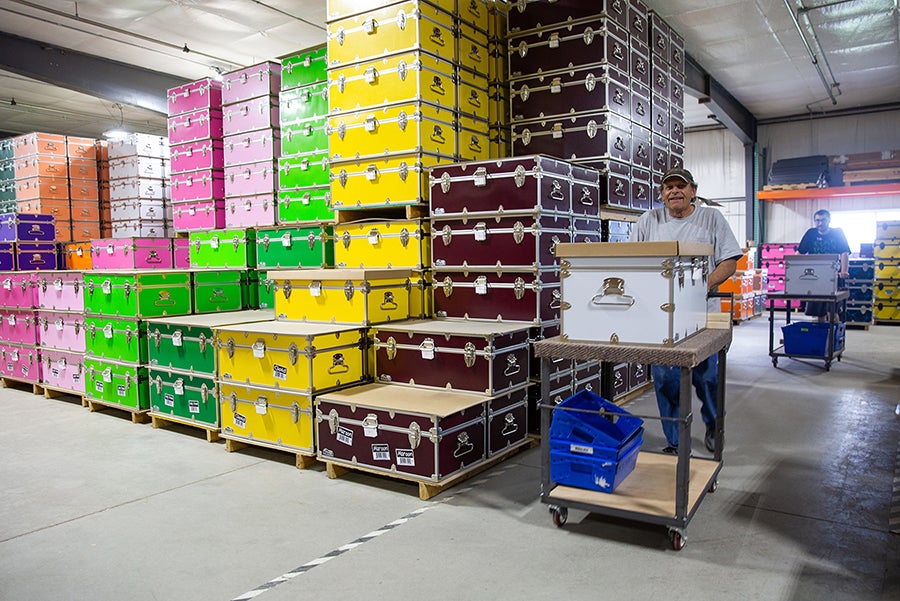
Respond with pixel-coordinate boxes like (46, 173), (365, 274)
(767, 291), (849, 371)
(533, 327), (732, 550)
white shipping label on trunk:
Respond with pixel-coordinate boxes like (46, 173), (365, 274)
(21, 365), (28, 377)
(117, 385), (126, 397)
(95, 381), (104, 393)
(164, 393), (175, 407)
(174, 379), (185, 395)
(395, 449), (415, 466)
(51, 367), (60, 378)
(234, 412), (247, 428)
(72, 372), (80, 383)
(273, 364), (287, 381)
(372, 443), (390, 461)
(188, 400), (200, 413)
(337, 425), (353, 446)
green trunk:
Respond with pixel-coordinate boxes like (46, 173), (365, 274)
(146, 322), (216, 374)
(280, 123), (327, 160)
(84, 358), (150, 411)
(149, 368), (218, 427)
(277, 186), (333, 224)
(280, 46), (327, 90)
(83, 271), (193, 318)
(256, 271), (276, 309)
(256, 226), (335, 269)
(84, 316), (147, 363)
(192, 270), (253, 313)
(189, 229), (257, 269)
(280, 83), (328, 123)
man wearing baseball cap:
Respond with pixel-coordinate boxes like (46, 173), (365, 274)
(630, 167), (743, 455)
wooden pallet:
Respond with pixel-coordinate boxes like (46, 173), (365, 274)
(324, 437), (534, 501)
(83, 398), (150, 423)
(150, 414), (220, 442)
(762, 183), (819, 191)
(874, 320), (900, 326)
(42, 385), (86, 403)
(842, 167), (900, 184)
(1, 377), (44, 395)
(334, 204), (428, 224)
(222, 435), (317, 469)
(845, 322), (871, 331)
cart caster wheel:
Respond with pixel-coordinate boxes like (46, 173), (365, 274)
(825, 362), (831, 371)
(772, 358), (778, 367)
(550, 507), (568, 528)
(668, 528), (686, 551)
(708, 479), (718, 493)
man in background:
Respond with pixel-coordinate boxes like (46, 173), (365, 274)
(799, 209), (851, 322)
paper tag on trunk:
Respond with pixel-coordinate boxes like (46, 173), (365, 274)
(273, 364), (287, 381)
(103, 323), (113, 339)
(21, 365), (28, 377)
(174, 379), (184, 395)
(95, 381), (104, 393)
(72, 372), (80, 383)
(372, 443), (390, 461)
(51, 367), (60, 378)
(117, 385), (126, 397)
(395, 449), (415, 466)
(164, 393), (175, 407)
(188, 400), (200, 414)
(337, 426), (353, 446)
(172, 331), (183, 347)
(234, 412), (247, 428)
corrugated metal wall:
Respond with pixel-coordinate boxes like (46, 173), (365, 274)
(684, 108), (900, 245)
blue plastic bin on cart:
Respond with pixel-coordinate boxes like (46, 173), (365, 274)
(782, 322), (845, 355)
(548, 390), (644, 493)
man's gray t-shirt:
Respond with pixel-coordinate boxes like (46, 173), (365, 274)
(630, 204), (743, 310)
(630, 204), (743, 266)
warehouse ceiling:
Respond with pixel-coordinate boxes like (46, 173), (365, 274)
(0, 0), (898, 140)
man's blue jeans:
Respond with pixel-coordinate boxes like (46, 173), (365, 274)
(651, 354), (718, 448)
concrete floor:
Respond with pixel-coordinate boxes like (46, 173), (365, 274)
(0, 317), (898, 601)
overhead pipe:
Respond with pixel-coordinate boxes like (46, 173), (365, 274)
(798, 1), (848, 98)
(782, 0), (838, 105)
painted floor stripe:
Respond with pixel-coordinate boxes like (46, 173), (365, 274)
(230, 461), (512, 600)
(891, 438), (900, 534)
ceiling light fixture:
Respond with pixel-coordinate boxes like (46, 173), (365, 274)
(102, 103), (128, 139)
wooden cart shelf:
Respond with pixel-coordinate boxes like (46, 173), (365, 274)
(547, 453), (720, 519)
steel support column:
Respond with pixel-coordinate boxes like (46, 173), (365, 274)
(0, 32), (188, 115)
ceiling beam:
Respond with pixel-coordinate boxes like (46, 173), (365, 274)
(0, 31), (188, 115)
(685, 53), (757, 145)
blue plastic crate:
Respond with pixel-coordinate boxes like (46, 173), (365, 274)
(550, 439), (642, 493)
(782, 322), (845, 355)
(548, 390), (644, 452)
